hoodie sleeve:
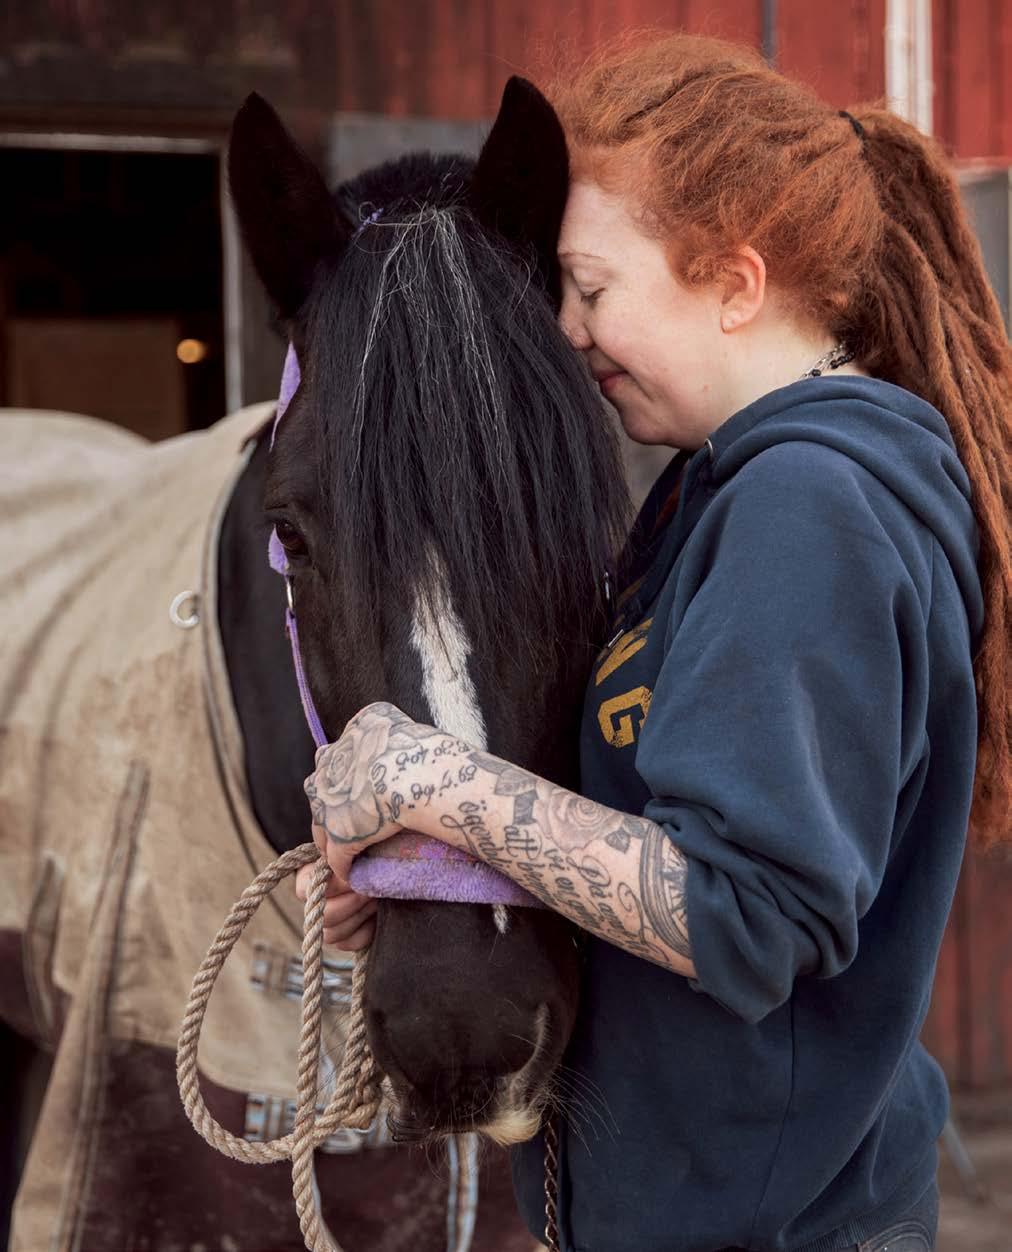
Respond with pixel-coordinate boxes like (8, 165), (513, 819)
(636, 443), (928, 1023)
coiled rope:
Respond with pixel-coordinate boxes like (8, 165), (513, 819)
(176, 843), (383, 1252)
(176, 841), (553, 1252)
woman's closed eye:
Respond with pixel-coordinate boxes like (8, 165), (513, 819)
(580, 288), (604, 306)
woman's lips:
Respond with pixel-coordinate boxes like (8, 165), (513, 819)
(596, 370), (626, 395)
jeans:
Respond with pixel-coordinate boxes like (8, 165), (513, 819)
(718, 1182), (940, 1252)
(854, 1183), (938, 1251)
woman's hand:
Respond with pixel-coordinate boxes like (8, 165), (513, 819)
(302, 701), (485, 933)
(303, 701), (427, 884)
(293, 864), (376, 950)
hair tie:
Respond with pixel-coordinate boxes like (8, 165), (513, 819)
(839, 110), (865, 141)
(352, 205), (384, 239)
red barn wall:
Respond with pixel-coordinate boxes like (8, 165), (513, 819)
(330, 0), (1012, 167)
(933, 0), (1012, 162)
(922, 848), (1012, 1091)
(777, 0), (886, 107)
(331, 0), (888, 121)
(333, 1), (763, 120)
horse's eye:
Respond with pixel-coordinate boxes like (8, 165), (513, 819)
(275, 519), (308, 557)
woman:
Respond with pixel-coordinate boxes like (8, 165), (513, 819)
(297, 33), (1011, 1252)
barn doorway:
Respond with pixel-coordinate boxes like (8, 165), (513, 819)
(0, 141), (227, 440)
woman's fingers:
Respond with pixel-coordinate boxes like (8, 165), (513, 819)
(294, 794), (378, 952)
(309, 822), (357, 888)
(293, 863), (372, 919)
(328, 918), (375, 952)
(323, 903), (378, 951)
(320, 893), (376, 930)
(323, 841), (357, 889)
(295, 861), (343, 900)
(311, 819), (329, 859)
(292, 861), (377, 949)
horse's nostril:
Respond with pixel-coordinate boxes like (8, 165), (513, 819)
(390, 1070), (504, 1137)
(440, 1072), (499, 1112)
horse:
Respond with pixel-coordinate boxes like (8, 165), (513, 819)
(226, 80), (631, 1148)
(0, 78), (629, 1250)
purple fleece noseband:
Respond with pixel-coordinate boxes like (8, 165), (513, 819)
(267, 342), (542, 909)
(348, 831), (542, 907)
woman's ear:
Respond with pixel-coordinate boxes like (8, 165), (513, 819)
(228, 93), (351, 322)
(718, 246), (766, 333)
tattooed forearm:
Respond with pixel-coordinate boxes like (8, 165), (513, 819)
(431, 748), (694, 977)
(308, 705), (695, 976)
(639, 825), (692, 960)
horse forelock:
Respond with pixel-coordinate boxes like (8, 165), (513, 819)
(300, 194), (630, 688)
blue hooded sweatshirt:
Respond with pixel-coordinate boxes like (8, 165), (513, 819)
(512, 376), (983, 1251)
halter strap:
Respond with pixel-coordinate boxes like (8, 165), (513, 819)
(268, 524), (328, 749)
(265, 345), (542, 908)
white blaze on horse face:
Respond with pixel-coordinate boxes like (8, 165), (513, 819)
(411, 565), (510, 934)
(410, 567), (487, 751)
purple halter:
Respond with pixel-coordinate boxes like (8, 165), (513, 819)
(267, 343), (541, 909)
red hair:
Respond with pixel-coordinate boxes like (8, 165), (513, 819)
(550, 33), (1012, 848)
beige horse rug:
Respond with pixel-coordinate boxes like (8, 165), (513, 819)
(0, 406), (530, 1252)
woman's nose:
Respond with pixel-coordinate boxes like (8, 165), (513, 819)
(559, 304), (593, 352)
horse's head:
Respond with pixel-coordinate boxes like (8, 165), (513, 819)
(228, 82), (629, 1144)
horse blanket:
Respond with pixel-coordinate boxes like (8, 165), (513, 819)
(0, 406), (531, 1252)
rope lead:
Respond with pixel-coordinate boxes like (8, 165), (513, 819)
(176, 843), (382, 1252)
(177, 841), (546, 1252)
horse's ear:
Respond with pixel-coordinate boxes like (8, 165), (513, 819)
(469, 76), (569, 306)
(228, 93), (351, 321)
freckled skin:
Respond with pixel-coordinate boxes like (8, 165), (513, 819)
(556, 180), (869, 450)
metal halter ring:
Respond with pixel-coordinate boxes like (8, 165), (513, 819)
(169, 589), (201, 630)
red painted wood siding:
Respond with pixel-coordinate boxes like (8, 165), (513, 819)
(922, 849), (1012, 1089)
(336, 1), (764, 120)
(330, 0), (897, 120)
(326, 0), (1012, 163)
(934, 0), (1012, 161)
(777, 0), (886, 106)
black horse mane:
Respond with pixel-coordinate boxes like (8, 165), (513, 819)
(304, 154), (631, 674)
